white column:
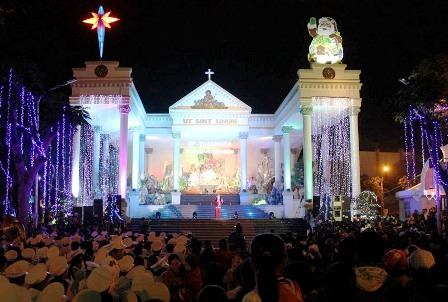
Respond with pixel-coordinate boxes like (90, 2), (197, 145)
(139, 134), (145, 179)
(273, 135), (283, 187)
(145, 148), (153, 176)
(300, 106), (314, 201)
(93, 126), (101, 197)
(349, 106), (361, 198)
(282, 126), (293, 191)
(172, 132), (181, 192)
(239, 132), (248, 191)
(101, 134), (110, 199)
(118, 105), (130, 199)
(131, 126), (142, 190)
(71, 125), (81, 198)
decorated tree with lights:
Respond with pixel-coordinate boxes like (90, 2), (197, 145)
(355, 191), (381, 220)
(394, 51), (448, 233)
(0, 70), (88, 229)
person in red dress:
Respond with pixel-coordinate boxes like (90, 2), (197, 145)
(214, 194), (223, 219)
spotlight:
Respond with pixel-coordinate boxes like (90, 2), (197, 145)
(192, 212), (198, 219)
(155, 212), (161, 220)
(233, 211), (239, 219)
(269, 212), (275, 219)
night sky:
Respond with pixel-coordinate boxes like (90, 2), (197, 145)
(1, 0), (447, 151)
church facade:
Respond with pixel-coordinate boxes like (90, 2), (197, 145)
(69, 61), (362, 219)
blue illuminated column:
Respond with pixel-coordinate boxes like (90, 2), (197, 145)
(282, 126), (293, 191)
(239, 132), (248, 191)
(273, 135), (283, 187)
(300, 105), (314, 201)
(173, 132), (181, 192)
(93, 126), (101, 197)
(131, 126), (142, 190)
(349, 106), (361, 199)
(145, 148), (153, 176)
(118, 105), (130, 198)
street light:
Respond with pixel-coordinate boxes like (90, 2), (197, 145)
(380, 165), (390, 216)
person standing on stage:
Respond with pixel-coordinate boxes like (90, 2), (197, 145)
(214, 194), (223, 219)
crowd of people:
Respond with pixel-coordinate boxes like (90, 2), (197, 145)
(0, 209), (447, 301)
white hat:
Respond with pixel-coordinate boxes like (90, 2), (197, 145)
(5, 249), (18, 261)
(126, 265), (150, 280)
(43, 237), (54, 247)
(61, 237), (71, 246)
(108, 239), (126, 251)
(85, 261), (100, 271)
(72, 289), (101, 302)
(173, 243), (186, 254)
(151, 240), (164, 252)
(5, 259), (29, 278)
(36, 281), (65, 302)
(47, 256), (68, 276)
(122, 237), (133, 248)
(138, 281), (170, 302)
(87, 266), (112, 293)
(131, 272), (155, 291)
(36, 247), (49, 260)
(0, 283), (32, 301)
(21, 247), (36, 260)
(25, 263), (48, 285)
(91, 231), (98, 238)
(176, 235), (188, 246)
(47, 246), (60, 259)
(167, 238), (177, 245)
(409, 248), (436, 270)
(119, 255), (134, 273)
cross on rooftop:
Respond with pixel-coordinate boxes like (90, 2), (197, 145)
(205, 69), (214, 80)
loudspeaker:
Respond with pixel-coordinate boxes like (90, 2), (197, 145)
(93, 199), (103, 218)
(341, 196), (352, 221)
(73, 206), (82, 218)
(332, 195), (342, 222)
(313, 196), (320, 218)
(83, 206), (94, 222)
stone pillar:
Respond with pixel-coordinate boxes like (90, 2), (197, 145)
(118, 105), (130, 199)
(71, 126), (81, 198)
(300, 105), (314, 201)
(131, 126), (142, 190)
(273, 135), (283, 187)
(239, 132), (248, 191)
(145, 148), (153, 176)
(93, 126), (101, 197)
(282, 126), (293, 191)
(349, 106), (362, 200)
(172, 132), (181, 192)
(172, 132), (181, 205)
(139, 134), (145, 180)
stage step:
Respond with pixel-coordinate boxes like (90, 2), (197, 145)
(126, 218), (309, 247)
(180, 194), (240, 205)
(136, 204), (270, 219)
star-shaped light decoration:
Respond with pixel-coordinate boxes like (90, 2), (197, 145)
(83, 6), (119, 59)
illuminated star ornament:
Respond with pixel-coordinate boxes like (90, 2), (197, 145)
(83, 6), (119, 59)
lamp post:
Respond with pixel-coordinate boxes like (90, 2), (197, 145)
(380, 165), (389, 216)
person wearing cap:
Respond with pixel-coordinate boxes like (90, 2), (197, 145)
(5, 259), (29, 286)
(68, 253), (86, 296)
(25, 263), (51, 301)
(47, 255), (70, 292)
(101, 238), (126, 301)
(36, 280), (66, 302)
(118, 254), (134, 301)
(87, 266), (114, 301)
(78, 261), (100, 291)
(72, 289), (101, 302)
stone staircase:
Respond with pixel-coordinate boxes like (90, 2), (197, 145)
(126, 218), (309, 247)
(137, 204), (271, 219)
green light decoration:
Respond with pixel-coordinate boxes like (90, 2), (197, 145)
(307, 17), (343, 64)
(355, 191), (381, 220)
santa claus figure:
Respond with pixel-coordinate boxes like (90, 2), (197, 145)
(214, 194), (223, 219)
(307, 17), (343, 64)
